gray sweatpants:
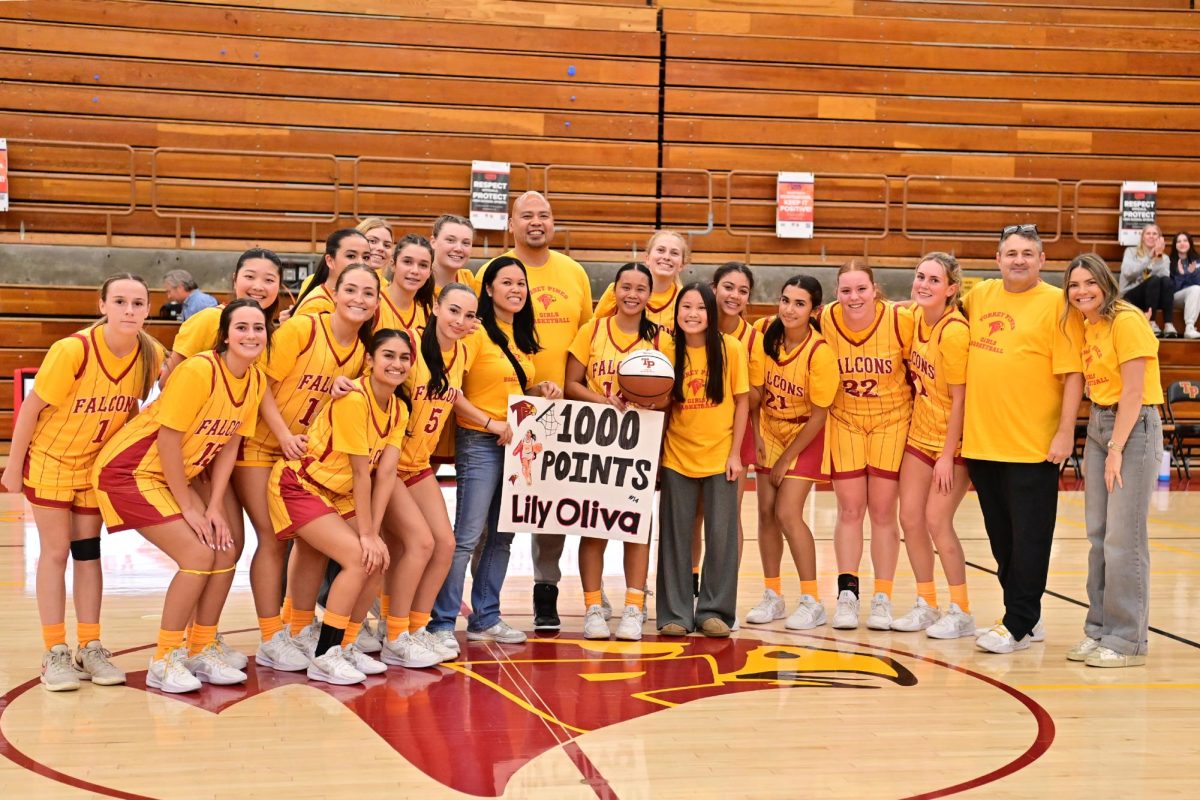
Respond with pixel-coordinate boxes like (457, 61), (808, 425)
(656, 468), (739, 630)
(531, 534), (565, 585)
(1083, 405), (1161, 655)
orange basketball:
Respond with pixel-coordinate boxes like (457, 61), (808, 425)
(617, 349), (675, 409)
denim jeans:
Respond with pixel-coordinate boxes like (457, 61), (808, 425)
(1083, 405), (1161, 655)
(429, 426), (514, 633)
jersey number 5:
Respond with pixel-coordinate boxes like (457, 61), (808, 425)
(424, 407), (444, 434)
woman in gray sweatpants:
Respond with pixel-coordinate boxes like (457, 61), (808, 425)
(1063, 254), (1163, 668)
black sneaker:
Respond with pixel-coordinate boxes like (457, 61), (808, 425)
(533, 583), (561, 630)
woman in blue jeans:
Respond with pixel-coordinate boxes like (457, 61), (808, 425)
(1063, 253), (1163, 668)
(428, 256), (562, 650)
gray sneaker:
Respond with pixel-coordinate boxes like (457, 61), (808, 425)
(41, 644), (81, 692)
(466, 620), (527, 644)
(75, 641), (126, 686)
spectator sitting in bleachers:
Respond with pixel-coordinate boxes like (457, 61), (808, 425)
(163, 269), (219, 322)
(1170, 231), (1200, 340)
(1120, 224), (1176, 338)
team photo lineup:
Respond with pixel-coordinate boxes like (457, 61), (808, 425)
(1, 189), (1163, 695)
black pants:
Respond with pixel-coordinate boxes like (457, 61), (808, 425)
(1124, 276), (1175, 321)
(966, 459), (1061, 640)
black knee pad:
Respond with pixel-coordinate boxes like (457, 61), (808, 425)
(70, 537), (101, 561)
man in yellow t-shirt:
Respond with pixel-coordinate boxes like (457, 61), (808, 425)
(963, 225), (1084, 655)
(476, 191), (593, 630)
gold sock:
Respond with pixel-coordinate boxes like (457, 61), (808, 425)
(290, 608), (315, 637)
(281, 596), (293, 626)
(764, 576), (783, 595)
(155, 629), (186, 660)
(949, 583), (970, 614)
(258, 615), (283, 642)
(323, 610), (350, 630)
(188, 624), (217, 656)
(584, 590), (603, 610)
(42, 622), (67, 650)
(624, 588), (645, 609)
(386, 615), (410, 642)
(409, 611), (431, 634)
(917, 581), (938, 609)
(874, 578), (894, 599)
(76, 621), (101, 648)
(381, 594), (391, 621)
(342, 620), (363, 647)
(800, 580), (819, 599)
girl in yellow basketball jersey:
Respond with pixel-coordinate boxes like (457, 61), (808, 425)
(594, 230), (687, 333)
(428, 256), (561, 649)
(430, 213), (478, 291)
(164, 248), (283, 380)
(823, 260), (915, 631)
(2, 275), (163, 691)
(292, 228), (372, 317)
(744, 275), (839, 630)
(378, 284), (506, 667)
(895, 253), (975, 639)
(232, 264), (379, 672)
(657, 283), (749, 638)
(93, 300), (268, 693)
(566, 262), (668, 641)
(378, 234), (435, 336)
(267, 328), (412, 685)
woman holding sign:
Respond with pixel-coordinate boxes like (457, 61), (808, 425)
(566, 262), (670, 641)
(657, 283), (750, 638)
(427, 257), (560, 651)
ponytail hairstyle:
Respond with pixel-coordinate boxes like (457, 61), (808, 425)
(711, 260), (755, 292)
(214, 297), (272, 358)
(294, 228), (368, 309)
(477, 256), (540, 391)
(613, 261), (659, 343)
(91, 273), (158, 400)
(422, 282), (476, 399)
(915, 251), (963, 314)
(370, 328), (414, 412)
(233, 247), (284, 323)
(672, 283), (725, 406)
(392, 233), (436, 315)
(764, 275), (822, 362)
(334, 262), (381, 352)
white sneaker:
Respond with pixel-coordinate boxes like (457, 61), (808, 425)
(41, 644), (81, 692)
(429, 629), (461, 656)
(147, 647), (202, 693)
(615, 604), (644, 641)
(925, 603), (975, 639)
(212, 633), (249, 670)
(255, 630), (310, 672)
(342, 643), (387, 675)
(412, 628), (457, 662)
(1150, 320), (1162, 335)
(381, 632), (441, 669)
(1164, 323), (1179, 338)
(866, 593), (893, 630)
(975, 624), (1030, 654)
(600, 590), (613, 621)
(890, 597), (939, 632)
(583, 605), (611, 640)
(307, 645), (366, 685)
(745, 589), (786, 624)
(1084, 645), (1146, 668)
(355, 622), (382, 654)
(75, 641), (126, 686)
(466, 620), (527, 644)
(1066, 636), (1101, 662)
(185, 644), (248, 685)
(831, 590), (860, 630)
(1185, 325), (1200, 340)
(785, 595), (828, 630)
(1031, 618), (1046, 642)
(375, 617), (388, 650)
(292, 619), (320, 656)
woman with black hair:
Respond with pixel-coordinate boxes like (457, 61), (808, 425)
(565, 262), (668, 641)
(657, 283), (749, 638)
(293, 229), (371, 317)
(744, 275), (838, 630)
(1169, 231), (1200, 339)
(428, 256), (561, 651)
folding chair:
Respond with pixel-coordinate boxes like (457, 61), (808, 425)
(1163, 381), (1200, 480)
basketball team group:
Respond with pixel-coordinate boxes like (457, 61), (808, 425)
(1, 191), (1162, 694)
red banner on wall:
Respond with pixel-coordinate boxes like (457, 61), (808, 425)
(776, 172), (814, 239)
(0, 139), (9, 212)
